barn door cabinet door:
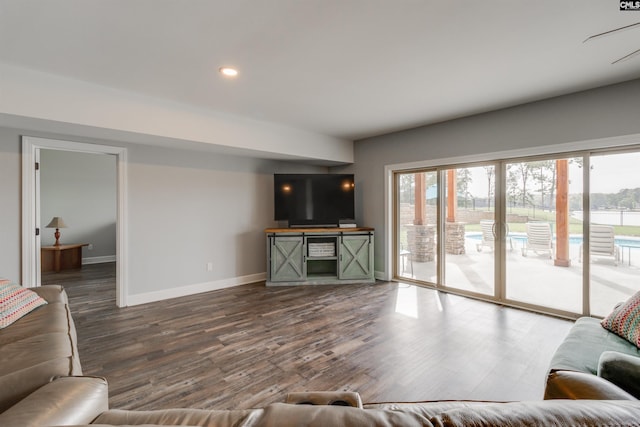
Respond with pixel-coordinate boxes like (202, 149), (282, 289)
(269, 235), (305, 282)
(339, 233), (374, 280)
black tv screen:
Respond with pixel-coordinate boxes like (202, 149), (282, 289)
(274, 174), (355, 226)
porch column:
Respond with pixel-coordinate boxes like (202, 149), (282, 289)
(447, 169), (456, 222)
(445, 169), (465, 254)
(415, 172), (426, 225)
(555, 159), (570, 267)
(407, 172), (435, 261)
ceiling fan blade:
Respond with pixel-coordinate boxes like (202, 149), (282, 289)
(584, 21), (640, 42)
(612, 47), (640, 64)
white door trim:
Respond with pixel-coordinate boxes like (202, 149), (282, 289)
(21, 136), (128, 307)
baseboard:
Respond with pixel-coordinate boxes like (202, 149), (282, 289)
(82, 255), (117, 265)
(374, 270), (386, 281)
(126, 272), (267, 306)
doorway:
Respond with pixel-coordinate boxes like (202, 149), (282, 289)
(21, 136), (128, 307)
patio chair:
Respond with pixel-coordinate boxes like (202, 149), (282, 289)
(521, 222), (554, 258)
(476, 220), (494, 252)
(579, 224), (620, 265)
(399, 245), (414, 275)
(476, 219), (513, 252)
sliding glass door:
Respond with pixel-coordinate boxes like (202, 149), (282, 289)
(394, 147), (640, 318)
(588, 151), (640, 317)
(396, 171), (438, 283)
(395, 166), (497, 297)
(504, 157), (583, 314)
(442, 165), (495, 297)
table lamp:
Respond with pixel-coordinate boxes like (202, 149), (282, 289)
(45, 217), (68, 246)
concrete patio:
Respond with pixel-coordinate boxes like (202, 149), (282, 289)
(398, 235), (640, 317)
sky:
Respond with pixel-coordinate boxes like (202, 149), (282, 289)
(466, 152), (640, 197)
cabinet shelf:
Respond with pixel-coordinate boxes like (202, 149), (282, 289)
(307, 273), (338, 279)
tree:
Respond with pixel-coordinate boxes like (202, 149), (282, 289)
(483, 166), (494, 210)
(547, 161), (557, 210)
(507, 162), (534, 208)
(530, 160), (554, 209)
(456, 168), (473, 208)
(398, 173), (414, 204)
(618, 188), (638, 209)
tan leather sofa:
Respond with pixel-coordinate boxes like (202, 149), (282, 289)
(2, 377), (640, 427)
(0, 285), (108, 426)
(1, 285), (640, 427)
(0, 285), (81, 412)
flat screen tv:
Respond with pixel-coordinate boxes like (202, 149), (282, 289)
(274, 174), (355, 227)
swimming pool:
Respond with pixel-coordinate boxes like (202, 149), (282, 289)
(466, 233), (640, 248)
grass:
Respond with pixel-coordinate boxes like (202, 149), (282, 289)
(464, 207), (640, 237)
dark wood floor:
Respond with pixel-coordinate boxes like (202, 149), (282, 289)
(42, 263), (573, 411)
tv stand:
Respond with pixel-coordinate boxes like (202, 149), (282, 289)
(265, 227), (374, 286)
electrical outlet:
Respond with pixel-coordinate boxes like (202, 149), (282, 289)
(88, 244), (93, 250)
(207, 262), (213, 271)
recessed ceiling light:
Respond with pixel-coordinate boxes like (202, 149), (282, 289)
(219, 67), (238, 77)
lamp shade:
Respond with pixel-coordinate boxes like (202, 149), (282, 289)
(45, 217), (68, 228)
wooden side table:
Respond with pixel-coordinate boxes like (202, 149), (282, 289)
(41, 244), (89, 273)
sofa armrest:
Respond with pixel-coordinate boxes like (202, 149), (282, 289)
(544, 370), (637, 400)
(0, 376), (108, 427)
(598, 351), (640, 399)
(31, 285), (68, 304)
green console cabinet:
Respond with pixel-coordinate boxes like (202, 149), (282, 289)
(265, 227), (374, 286)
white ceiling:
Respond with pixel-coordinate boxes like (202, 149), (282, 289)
(1, 0), (640, 142)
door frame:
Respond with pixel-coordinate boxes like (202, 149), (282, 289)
(384, 133), (640, 317)
(21, 136), (129, 307)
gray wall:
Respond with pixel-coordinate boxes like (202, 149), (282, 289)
(125, 143), (323, 295)
(40, 150), (117, 259)
(0, 127), (325, 296)
(3, 78), (639, 291)
(0, 130), (21, 282)
(351, 79), (640, 275)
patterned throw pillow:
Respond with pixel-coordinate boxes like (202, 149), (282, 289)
(0, 282), (48, 329)
(601, 290), (640, 348)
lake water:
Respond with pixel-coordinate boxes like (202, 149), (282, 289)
(571, 211), (640, 227)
